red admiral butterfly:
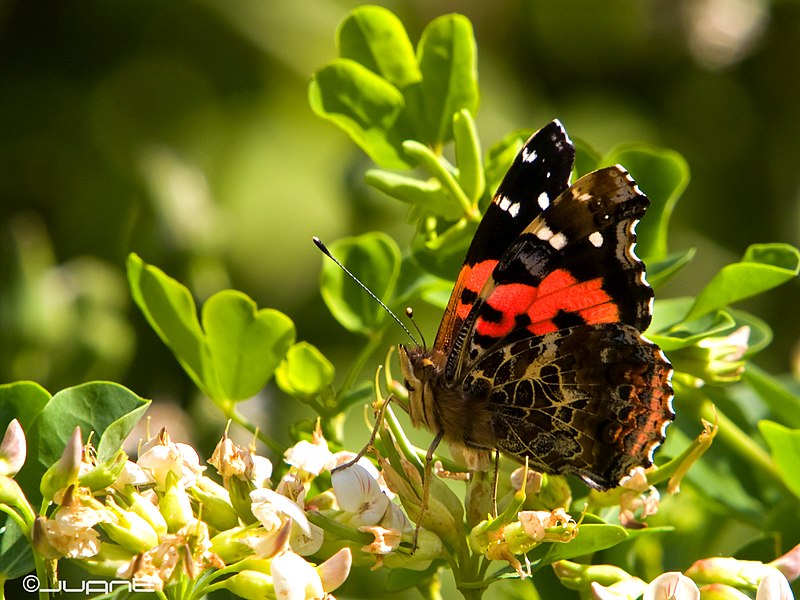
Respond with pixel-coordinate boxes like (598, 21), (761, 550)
(399, 120), (674, 489)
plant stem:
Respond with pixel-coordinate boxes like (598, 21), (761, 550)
(339, 331), (386, 396)
(697, 398), (784, 485)
(227, 406), (284, 455)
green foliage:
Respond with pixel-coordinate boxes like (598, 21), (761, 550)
(310, 5), (478, 168)
(760, 420), (800, 501)
(2, 5), (800, 600)
(128, 254), (296, 405)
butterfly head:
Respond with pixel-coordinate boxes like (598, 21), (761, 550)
(397, 344), (440, 432)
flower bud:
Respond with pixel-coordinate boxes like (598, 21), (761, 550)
(0, 475), (35, 527)
(698, 583), (751, 599)
(381, 527), (444, 571)
(222, 570), (276, 600)
(77, 541), (136, 578)
(191, 476), (239, 531)
(686, 557), (774, 588)
(553, 560), (633, 590)
(160, 474), (194, 532)
(41, 426), (82, 499)
(0, 419), (26, 476)
(672, 327), (749, 385)
(79, 449), (129, 492)
(101, 496), (159, 554)
(209, 525), (256, 564)
(127, 491), (168, 537)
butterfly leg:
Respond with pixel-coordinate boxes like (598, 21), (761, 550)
(414, 428), (444, 552)
(331, 395), (395, 473)
(492, 449), (500, 516)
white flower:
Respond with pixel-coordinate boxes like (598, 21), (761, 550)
(331, 464), (390, 527)
(250, 488), (311, 536)
(272, 550), (325, 600)
(138, 439), (204, 491)
(40, 490), (106, 559)
(248, 455), (273, 487)
(284, 439), (333, 476)
(756, 569), (794, 600)
(643, 572), (700, 600)
(115, 460), (152, 487)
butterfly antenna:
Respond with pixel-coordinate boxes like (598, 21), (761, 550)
(313, 236), (420, 346)
(405, 307), (427, 351)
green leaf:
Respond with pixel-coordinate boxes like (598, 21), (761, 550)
(319, 232), (402, 334)
(337, 5), (420, 89)
(0, 381), (50, 432)
(525, 524), (628, 572)
(16, 382), (149, 506)
(202, 291), (296, 401)
(484, 130), (526, 201)
(648, 304), (737, 352)
(453, 109), (484, 203)
(411, 217), (474, 280)
(646, 247), (696, 288)
(603, 145), (689, 262)
(275, 342), (335, 400)
(364, 169), (462, 220)
(41, 383), (149, 466)
(759, 420), (800, 501)
(402, 140), (474, 218)
(746, 365), (800, 429)
(309, 59), (411, 169)
(416, 14), (479, 146)
(685, 243), (800, 322)
(127, 253), (215, 398)
(0, 518), (33, 581)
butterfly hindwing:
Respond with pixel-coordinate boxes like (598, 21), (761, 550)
(461, 323), (673, 489)
(433, 120), (575, 358)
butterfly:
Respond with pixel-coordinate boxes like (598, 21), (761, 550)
(398, 120), (674, 490)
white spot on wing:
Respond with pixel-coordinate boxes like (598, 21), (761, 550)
(549, 232), (567, 250)
(588, 231), (603, 247)
(522, 147), (538, 163)
(536, 225), (553, 241)
(537, 192), (549, 210)
(498, 196), (511, 211)
(509, 202), (521, 218)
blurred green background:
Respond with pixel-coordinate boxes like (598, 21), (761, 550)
(1, 0), (798, 444)
(1, 1), (800, 597)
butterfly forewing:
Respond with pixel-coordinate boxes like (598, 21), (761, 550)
(454, 165), (654, 371)
(433, 120), (575, 359)
(401, 120), (674, 491)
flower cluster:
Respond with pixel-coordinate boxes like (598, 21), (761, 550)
(554, 544), (800, 600)
(1, 410), (798, 599)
